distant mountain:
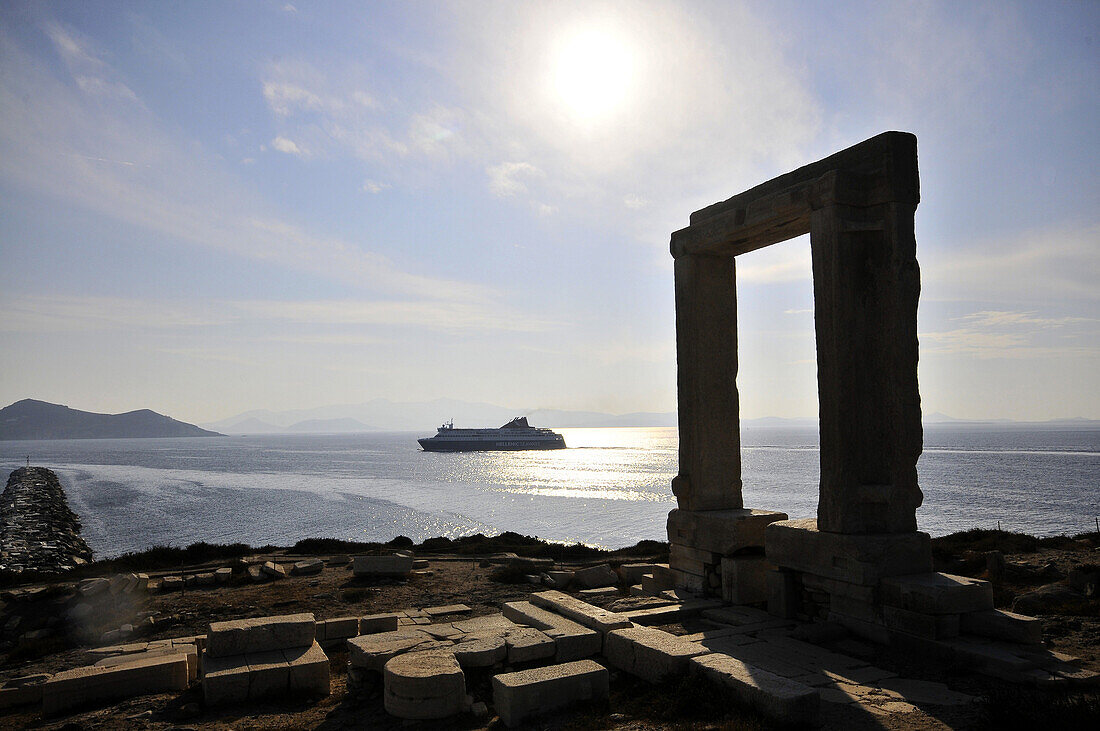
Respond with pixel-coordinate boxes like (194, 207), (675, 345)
(0, 399), (222, 440)
(283, 418), (376, 434)
(224, 417), (284, 434)
(203, 399), (680, 431)
(202, 399), (1100, 433)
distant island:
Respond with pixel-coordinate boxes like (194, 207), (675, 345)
(0, 399), (223, 440)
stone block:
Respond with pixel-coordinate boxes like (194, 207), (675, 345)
(604, 626), (708, 683)
(880, 572), (993, 615)
(291, 559), (324, 576)
(882, 606), (959, 639)
(95, 645), (199, 683)
(43, 654), (189, 716)
(214, 567), (233, 583)
(960, 609), (1042, 645)
(502, 601), (601, 661)
(768, 569), (801, 619)
(672, 568), (705, 594)
(359, 612), (402, 635)
(621, 599), (723, 626)
(690, 652), (819, 725)
(247, 648), (290, 698)
(765, 519), (932, 585)
(578, 586), (619, 598)
(670, 542), (720, 565)
(202, 653), (249, 705)
(347, 629), (453, 673)
(423, 604), (471, 618)
(529, 590), (632, 635)
(546, 570), (574, 589)
(353, 554), (413, 577)
(451, 613), (521, 635)
(452, 635), (507, 667)
(247, 566), (267, 582)
(161, 575), (183, 591)
(261, 561), (288, 579)
(384, 651), (465, 719)
(504, 627), (557, 663)
(286, 641), (331, 697)
(317, 616), (359, 643)
(618, 563), (659, 584)
(669, 553), (707, 577)
(492, 659), (608, 728)
(206, 614), (316, 658)
(641, 574), (670, 594)
(667, 508), (787, 555)
(721, 555), (769, 604)
(573, 563), (619, 589)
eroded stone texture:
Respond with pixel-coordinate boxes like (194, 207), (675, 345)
(810, 200), (923, 534)
(672, 254), (742, 512)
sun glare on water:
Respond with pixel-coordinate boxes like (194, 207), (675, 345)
(553, 29), (634, 123)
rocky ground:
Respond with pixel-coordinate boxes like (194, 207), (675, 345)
(0, 529), (1096, 730)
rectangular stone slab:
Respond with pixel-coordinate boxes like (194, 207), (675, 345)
(44, 654), (189, 716)
(501, 601), (601, 661)
(285, 642), (331, 697)
(690, 652), (819, 725)
(667, 509), (787, 555)
(529, 590), (632, 635)
(604, 626), (709, 683)
(206, 613), (316, 657)
(492, 659), (608, 728)
(765, 519), (931, 585)
(960, 609), (1042, 645)
(880, 572), (993, 615)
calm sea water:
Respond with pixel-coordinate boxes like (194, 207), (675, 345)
(1, 427), (1097, 559)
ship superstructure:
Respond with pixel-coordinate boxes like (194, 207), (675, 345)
(417, 417), (566, 452)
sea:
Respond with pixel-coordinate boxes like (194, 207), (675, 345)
(1, 426), (1098, 559)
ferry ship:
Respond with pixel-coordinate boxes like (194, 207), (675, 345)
(417, 417), (566, 452)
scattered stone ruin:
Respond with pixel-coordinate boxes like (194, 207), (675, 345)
(0, 467), (92, 573)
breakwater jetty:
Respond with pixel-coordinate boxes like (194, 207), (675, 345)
(0, 467), (92, 573)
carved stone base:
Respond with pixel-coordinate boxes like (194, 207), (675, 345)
(666, 508), (788, 556)
(764, 518), (931, 587)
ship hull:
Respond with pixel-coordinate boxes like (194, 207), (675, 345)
(418, 437), (566, 452)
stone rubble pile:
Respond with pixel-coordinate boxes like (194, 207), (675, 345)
(0, 467), (93, 573)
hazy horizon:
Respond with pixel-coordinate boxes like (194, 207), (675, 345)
(2, 1), (1097, 424)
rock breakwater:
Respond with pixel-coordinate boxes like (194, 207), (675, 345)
(1, 467), (93, 573)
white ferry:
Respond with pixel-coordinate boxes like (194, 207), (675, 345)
(417, 417), (566, 452)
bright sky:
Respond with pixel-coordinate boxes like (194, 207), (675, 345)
(1, 0), (1097, 423)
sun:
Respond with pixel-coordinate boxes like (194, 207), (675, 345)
(553, 29), (634, 123)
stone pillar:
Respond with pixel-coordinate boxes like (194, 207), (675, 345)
(810, 201), (924, 534)
(671, 254), (742, 511)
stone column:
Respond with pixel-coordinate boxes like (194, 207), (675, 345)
(810, 202), (924, 534)
(672, 253), (742, 511)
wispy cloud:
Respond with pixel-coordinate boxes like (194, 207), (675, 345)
(0, 295), (562, 335)
(361, 179), (390, 194)
(271, 136), (304, 156)
(487, 161), (542, 197)
(0, 27), (493, 304)
(921, 308), (1098, 359)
